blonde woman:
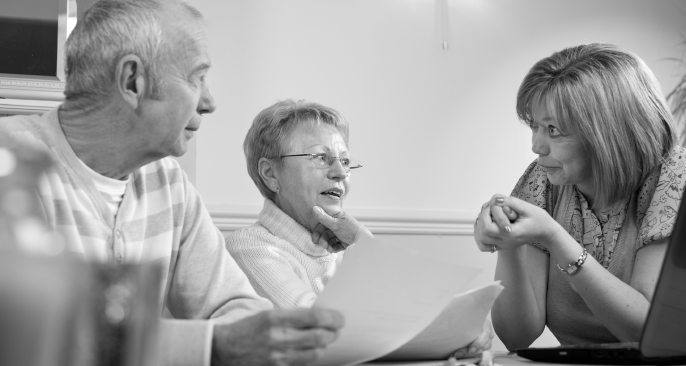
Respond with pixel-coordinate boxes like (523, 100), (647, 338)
(475, 43), (685, 349)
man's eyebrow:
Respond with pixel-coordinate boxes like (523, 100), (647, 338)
(191, 62), (211, 75)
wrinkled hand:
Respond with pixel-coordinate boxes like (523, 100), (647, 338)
(311, 206), (373, 253)
(211, 307), (344, 366)
(452, 318), (494, 359)
(475, 194), (562, 252)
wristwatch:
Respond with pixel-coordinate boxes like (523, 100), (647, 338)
(557, 248), (588, 275)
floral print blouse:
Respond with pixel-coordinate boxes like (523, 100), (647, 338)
(509, 146), (686, 345)
(511, 146), (686, 269)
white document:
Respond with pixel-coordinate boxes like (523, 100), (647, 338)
(312, 235), (482, 366)
(379, 281), (504, 360)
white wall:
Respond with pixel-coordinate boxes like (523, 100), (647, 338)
(192, 0), (686, 216)
(190, 0), (686, 352)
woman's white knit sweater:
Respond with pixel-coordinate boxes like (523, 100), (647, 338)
(225, 199), (344, 308)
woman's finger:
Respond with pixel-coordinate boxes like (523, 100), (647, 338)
(320, 228), (333, 242)
(502, 205), (519, 222)
(475, 241), (492, 253)
(479, 205), (501, 233)
(311, 224), (326, 244)
(312, 206), (337, 229)
(327, 236), (346, 253)
(491, 195), (517, 232)
(497, 196), (531, 214)
(476, 231), (509, 248)
(474, 210), (490, 248)
(476, 208), (505, 245)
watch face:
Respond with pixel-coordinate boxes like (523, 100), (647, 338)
(557, 248), (587, 275)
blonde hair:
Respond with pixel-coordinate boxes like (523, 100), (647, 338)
(516, 43), (677, 208)
(244, 99), (349, 201)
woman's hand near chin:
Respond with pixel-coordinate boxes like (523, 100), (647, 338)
(311, 206), (373, 252)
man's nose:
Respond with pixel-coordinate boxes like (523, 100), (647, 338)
(198, 84), (216, 115)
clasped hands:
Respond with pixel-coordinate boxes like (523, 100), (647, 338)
(474, 195), (561, 252)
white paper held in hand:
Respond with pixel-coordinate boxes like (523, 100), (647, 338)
(312, 235), (484, 366)
(380, 281), (504, 360)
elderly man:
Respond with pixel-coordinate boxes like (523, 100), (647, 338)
(0, 0), (343, 365)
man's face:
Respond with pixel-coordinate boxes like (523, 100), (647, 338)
(141, 18), (216, 159)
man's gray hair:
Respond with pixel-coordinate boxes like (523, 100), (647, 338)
(64, 0), (202, 108)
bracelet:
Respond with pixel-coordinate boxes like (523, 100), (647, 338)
(557, 248), (587, 275)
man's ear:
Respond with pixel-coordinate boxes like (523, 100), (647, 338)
(258, 157), (280, 193)
(116, 55), (147, 109)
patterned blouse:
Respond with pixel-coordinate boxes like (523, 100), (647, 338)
(510, 146), (686, 345)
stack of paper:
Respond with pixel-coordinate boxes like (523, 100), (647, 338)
(313, 235), (503, 366)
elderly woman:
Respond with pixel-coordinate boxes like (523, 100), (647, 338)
(228, 99), (494, 358)
(475, 43), (685, 349)
(226, 99), (370, 309)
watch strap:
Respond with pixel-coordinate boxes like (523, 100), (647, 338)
(557, 248), (588, 275)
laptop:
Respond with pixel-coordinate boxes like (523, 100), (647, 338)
(516, 195), (686, 365)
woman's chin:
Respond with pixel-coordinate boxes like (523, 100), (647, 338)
(315, 198), (343, 215)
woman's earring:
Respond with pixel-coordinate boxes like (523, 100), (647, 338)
(273, 183), (279, 193)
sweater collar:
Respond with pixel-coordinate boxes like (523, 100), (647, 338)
(45, 107), (116, 226)
(259, 199), (331, 257)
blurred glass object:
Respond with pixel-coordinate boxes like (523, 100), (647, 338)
(0, 256), (163, 366)
(0, 254), (87, 366)
(0, 139), (162, 366)
(0, 138), (54, 253)
(81, 262), (163, 366)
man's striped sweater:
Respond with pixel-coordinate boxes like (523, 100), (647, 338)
(0, 108), (272, 366)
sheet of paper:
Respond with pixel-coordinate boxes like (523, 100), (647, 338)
(312, 235), (482, 366)
(379, 281), (504, 360)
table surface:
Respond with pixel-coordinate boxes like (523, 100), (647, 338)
(362, 351), (686, 366)
(362, 352), (554, 366)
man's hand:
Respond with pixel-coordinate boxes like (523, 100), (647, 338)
(211, 307), (344, 366)
(311, 206), (372, 252)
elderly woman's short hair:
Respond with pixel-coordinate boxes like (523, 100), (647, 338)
(244, 99), (350, 200)
(516, 43), (677, 209)
(64, 0), (202, 108)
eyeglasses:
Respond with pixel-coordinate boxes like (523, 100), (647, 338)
(280, 153), (363, 172)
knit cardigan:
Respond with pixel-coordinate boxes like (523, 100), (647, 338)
(0, 108), (272, 366)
